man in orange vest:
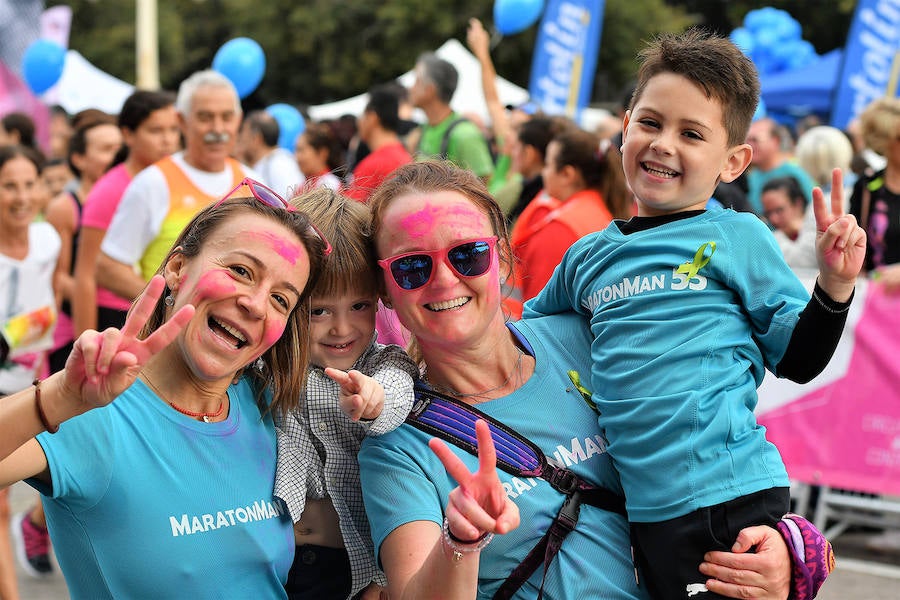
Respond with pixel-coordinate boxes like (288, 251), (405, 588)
(97, 70), (253, 301)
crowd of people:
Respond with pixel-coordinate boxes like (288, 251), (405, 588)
(1, 18), (893, 599)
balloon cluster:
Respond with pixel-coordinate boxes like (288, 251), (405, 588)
(494, 0), (545, 36)
(730, 7), (818, 76)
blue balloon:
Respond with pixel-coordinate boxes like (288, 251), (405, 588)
(729, 27), (755, 56)
(21, 39), (66, 95)
(753, 98), (767, 122)
(494, 0), (545, 36)
(772, 13), (802, 42)
(212, 37), (266, 99)
(266, 103), (305, 151)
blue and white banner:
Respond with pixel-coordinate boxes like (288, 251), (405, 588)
(528, 0), (604, 122)
(830, 0), (900, 130)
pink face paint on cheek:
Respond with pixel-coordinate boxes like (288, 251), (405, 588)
(192, 270), (237, 302)
(262, 320), (286, 348)
(247, 319), (287, 362)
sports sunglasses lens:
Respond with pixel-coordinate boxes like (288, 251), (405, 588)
(390, 255), (433, 290)
(448, 241), (491, 277)
(251, 183), (287, 209)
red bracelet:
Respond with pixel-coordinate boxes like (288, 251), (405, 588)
(33, 378), (58, 434)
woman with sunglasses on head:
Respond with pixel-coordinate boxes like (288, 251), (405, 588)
(0, 185), (329, 599)
(358, 161), (818, 600)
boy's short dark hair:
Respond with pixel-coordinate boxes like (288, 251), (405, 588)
(365, 85), (401, 133)
(630, 28), (759, 147)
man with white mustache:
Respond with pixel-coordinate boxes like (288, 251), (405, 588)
(97, 70), (257, 302)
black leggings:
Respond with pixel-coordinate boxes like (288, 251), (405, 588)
(630, 487), (790, 600)
(285, 544), (352, 600)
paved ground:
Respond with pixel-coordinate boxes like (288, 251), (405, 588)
(8, 481), (900, 599)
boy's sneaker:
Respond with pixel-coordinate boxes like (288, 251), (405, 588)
(11, 511), (53, 577)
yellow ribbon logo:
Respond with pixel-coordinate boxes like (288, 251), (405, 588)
(676, 241), (717, 280)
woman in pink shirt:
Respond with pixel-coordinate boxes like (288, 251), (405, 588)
(72, 90), (180, 334)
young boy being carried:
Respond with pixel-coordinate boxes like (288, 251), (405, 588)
(524, 29), (865, 599)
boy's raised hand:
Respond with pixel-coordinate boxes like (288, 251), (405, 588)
(813, 168), (867, 302)
(428, 419), (520, 541)
(325, 368), (386, 422)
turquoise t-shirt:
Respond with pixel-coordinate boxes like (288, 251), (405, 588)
(525, 210), (806, 522)
(360, 314), (647, 600)
(32, 377), (293, 599)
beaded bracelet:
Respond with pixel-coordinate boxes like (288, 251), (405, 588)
(441, 516), (494, 563)
(33, 378), (58, 434)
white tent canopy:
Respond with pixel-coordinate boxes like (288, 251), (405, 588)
(48, 50), (134, 115)
(308, 39), (530, 123)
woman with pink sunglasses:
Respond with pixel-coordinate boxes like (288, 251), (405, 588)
(0, 192), (329, 598)
(358, 161), (812, 600)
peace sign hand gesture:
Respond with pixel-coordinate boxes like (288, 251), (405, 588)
(813, 168), (867, 302)
(61, 276), (194, 412)
(428, 419), (520, 542)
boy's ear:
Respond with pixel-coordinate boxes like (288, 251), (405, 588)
(720, 143), (752, 183)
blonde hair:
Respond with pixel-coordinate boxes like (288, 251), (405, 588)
(290, 187), (377, 299)
(795, 126), (853, 188)
(860, 97), (900, 156)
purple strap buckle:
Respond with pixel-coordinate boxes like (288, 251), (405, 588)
(776, 513), (836, 599)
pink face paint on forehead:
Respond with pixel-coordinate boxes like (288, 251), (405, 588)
(238, 229), (306, 266)
(393, 197), (489, 240)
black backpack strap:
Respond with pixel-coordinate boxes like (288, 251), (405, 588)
(440, 116), (469, 159)
(493, 490), (584, 600)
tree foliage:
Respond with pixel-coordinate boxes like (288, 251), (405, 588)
(50, 0), (850, 112)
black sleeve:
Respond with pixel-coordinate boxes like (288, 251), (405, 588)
(775, 281), (854, 383)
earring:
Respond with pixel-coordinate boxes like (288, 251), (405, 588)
(164, 294), (175, 307)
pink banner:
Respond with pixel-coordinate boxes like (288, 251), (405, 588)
(758, 279), (900, 496)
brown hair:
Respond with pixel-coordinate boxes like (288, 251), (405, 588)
(549, 128), (632, 219)
(138, 197), (328, 417)
(300, 122), (345, 172)
(630, 28), (759, 147)
(290, 188), (377, 299)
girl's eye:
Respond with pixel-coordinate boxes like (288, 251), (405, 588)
(310, 307), (328, 317)
(683, 130), (702, 140)
(638, 118), (659, 129)
(231, 265), (250, 277)
(351, 301), (372, 311)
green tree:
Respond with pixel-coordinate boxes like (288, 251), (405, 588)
(49, 0), (850, 110)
